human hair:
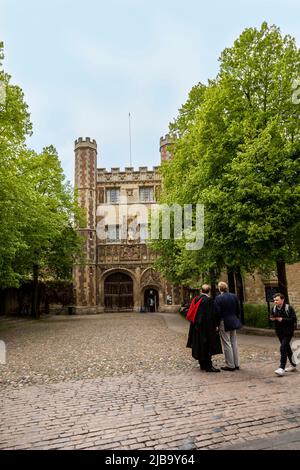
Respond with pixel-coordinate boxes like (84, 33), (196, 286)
(273, 293), (285, 301)
(218, 281), (228, 292)
(201, 284), (211, 294)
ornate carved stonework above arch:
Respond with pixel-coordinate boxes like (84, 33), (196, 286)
(140, 267), (162, 289)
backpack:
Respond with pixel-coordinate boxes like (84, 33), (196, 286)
(186, 296), (203, 323)
(272, 304), (290, 315)
(272, 304), (297, 329)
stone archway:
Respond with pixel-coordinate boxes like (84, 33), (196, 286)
(104, 272), (133, 311)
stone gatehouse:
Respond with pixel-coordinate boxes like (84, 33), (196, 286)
(73, 135), (300, 314)
(73, 135), (182, 313)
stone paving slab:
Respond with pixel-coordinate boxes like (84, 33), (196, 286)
(1, 361), (300, 450)
(0, 312), (299, 450)
(221, 428), (300, 450)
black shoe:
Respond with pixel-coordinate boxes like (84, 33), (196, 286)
(205, 366), (221, 372)
(221, 366), (236, 371)
(235, 366), (240, 370)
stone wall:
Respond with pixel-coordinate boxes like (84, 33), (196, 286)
(244, 264), (300, 310)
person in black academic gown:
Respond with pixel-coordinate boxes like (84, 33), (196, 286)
(186, 284), (222, 372)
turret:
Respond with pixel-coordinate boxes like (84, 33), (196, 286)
(74, 137), (98, 313)
(159, 133), (176, 163)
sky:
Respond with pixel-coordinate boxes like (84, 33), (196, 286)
(1, 0), (300, 184)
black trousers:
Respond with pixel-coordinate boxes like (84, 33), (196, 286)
(277, 334), (295, 369)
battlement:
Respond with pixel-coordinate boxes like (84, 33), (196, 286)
(75, 137), (97, 149)
(97, 166), (160, 174)
(159, 133), (176, 150)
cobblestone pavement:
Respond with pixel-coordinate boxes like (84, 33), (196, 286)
(0, 312), (299, 450)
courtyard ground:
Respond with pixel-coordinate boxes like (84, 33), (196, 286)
(0, 312), (299, 450)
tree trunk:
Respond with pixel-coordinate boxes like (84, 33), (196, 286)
(45, 297), (50, 315)
(276, 260), (289, 303)
(210, 282), (217, 299)
(209, 269), (218, 299)
(235, 267), (245, 325)
(31, 264), (40, 319)
(227, 269), (236, 293)
(17, 290), (24, 316)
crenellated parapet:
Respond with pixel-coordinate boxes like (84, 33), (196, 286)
(97, 166), (161, 183)
(160, 133), (176, 163)
(97, 166), (160, 173)
(75, 137), (97, 150)
(159, 133), (176, 148)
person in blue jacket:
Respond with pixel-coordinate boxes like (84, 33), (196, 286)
(215, 281), (242, 371)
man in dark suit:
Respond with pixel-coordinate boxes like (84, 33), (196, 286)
(215, 281), (242, 371)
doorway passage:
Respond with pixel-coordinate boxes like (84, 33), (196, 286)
(144, 288), (159, 312)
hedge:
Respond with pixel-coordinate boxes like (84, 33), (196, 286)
(243, 303), (271, 328)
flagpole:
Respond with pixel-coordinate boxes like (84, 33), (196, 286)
(129, 112), (132, 167)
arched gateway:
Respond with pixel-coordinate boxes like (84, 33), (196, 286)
(104, 272), (133, 311)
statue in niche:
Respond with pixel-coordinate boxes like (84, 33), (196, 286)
(141, 246), (148, 260)
(97, 188), (104, 204)
(98, 246), (105, 262)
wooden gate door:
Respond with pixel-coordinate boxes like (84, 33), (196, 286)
(104, 273), (133, 311)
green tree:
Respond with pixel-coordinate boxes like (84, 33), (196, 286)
(14, 146), (83, 318)
(169, 82), (207, 136)
(205, 22), (300, 299)
(152, 23), (300, 302)
(0, 41), (33, 287)
(0, 42), (32, 145)
(0, 43), (83, 316)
